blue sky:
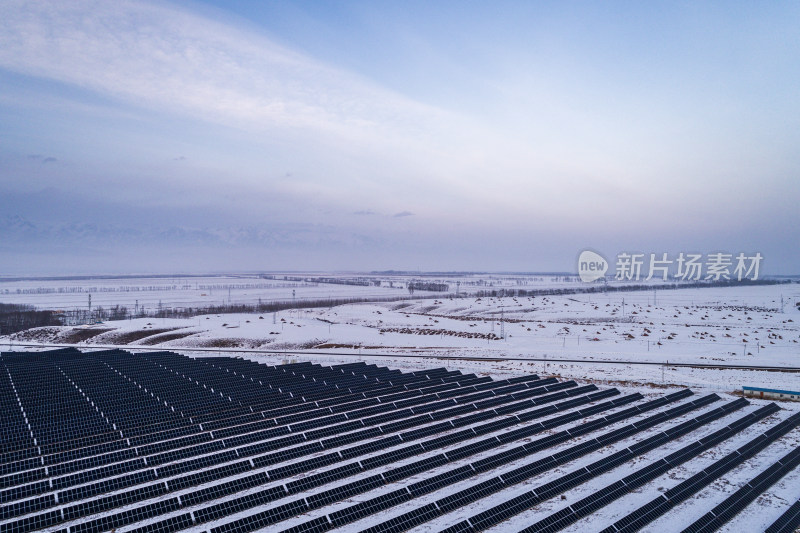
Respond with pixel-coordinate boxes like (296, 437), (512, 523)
(0, 0), (798, 274)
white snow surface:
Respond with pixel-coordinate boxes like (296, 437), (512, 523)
(5, 280), (799, 395)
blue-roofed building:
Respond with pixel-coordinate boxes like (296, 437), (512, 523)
(743, 386), (800, 402)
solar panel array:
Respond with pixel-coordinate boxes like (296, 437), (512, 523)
(0, 347), (798, 533)
(766, 496), (800, 533)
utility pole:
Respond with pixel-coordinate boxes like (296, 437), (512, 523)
(500, 307), (505, 340)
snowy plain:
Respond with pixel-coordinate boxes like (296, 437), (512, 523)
(4, 276), (799, 395)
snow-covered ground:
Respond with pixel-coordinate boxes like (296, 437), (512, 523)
(0, 272), (686, 312)
(4, 280), (799, 396)
(0, 274), (408, 311)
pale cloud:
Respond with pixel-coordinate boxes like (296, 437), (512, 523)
(0, 0), (451, 149)
(0, 0), (496, 217)
(0, 0), (672, 221)
(25, 154), (57, 163)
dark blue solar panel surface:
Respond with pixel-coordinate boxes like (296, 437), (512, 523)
(1, 349), (797, 533)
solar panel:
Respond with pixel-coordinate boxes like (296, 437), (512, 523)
(306, 475), (384, 508)
(682, 445), (800, 533)
(208, 499), (308, 533)
(328, 487), (413, 525)
(166, 460), (252, 491)
(408, 465), (474, 496)
(192, 484), (286, 522)
(0, 494), (55, 520)
(383, 455), (449, 483)
(0, 480), (49, 504)
(125, 512), (195, 533)
(270, 452), (340, 478)
(765, 498), (800, 533)
(0, 508), (61, 533)
(438, 477), (506, 512)
(280, 515), (332, 533)
(287, 464), (356, 494)
(0, 458), (43, 478)
(180, 472), (270, 507)
(70, 497), (181, 533)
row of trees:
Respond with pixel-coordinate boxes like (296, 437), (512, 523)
(0, 304), (61, 335)
(408, 281), (449, 294)
(473, 278), (786, 298)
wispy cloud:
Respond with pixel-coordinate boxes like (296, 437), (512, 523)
(26, 154), (57, 163)
(0, 1), (450, 148)
(0, 0), (489, 217)
(393, 211), (414, 218)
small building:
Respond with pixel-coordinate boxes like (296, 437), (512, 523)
(743, 386), (800, 402)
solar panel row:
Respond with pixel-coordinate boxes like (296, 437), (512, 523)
(519, 403), (783, 533)
(8, 349), (794, 533)
(765, 497), (800, 533)
(225, 393), (662, 533)
(79, 384), (605, 533)
(437, 397), (744, 533)
(0, 354), (494, 498)
(3, 356), (444, 476)
(0, 350), (563, 533)
(361, 392), (715, 533)
(0, 358), (536, 486)
(125, 386), (614, 533)
(603, 410), (800, 533)
(681, 442), (800, 533)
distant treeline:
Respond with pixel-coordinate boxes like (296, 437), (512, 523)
(0, 303), (62, 335)
(408, 281), (450, 292)
(149, 295), (422, 319)
(1, 282), (311, 295)
(472, 278), (787, 298)
(275, 275), (379, 287)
